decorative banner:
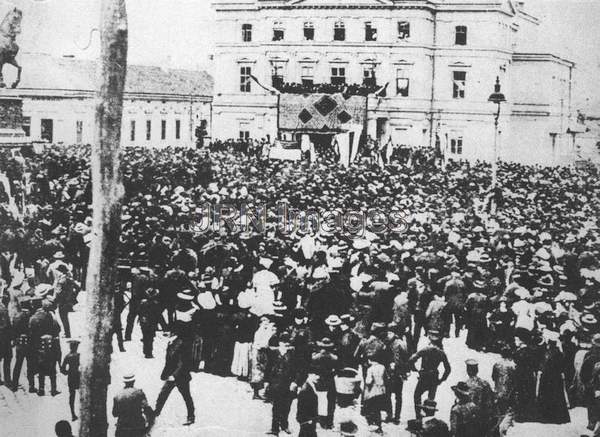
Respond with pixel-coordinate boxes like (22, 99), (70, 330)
(280, 93), (367, 132)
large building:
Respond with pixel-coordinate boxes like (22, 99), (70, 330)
(211, 0), (578, 165)
(12, 53), (213, 147)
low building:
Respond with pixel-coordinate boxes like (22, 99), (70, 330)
(211, 0), (578, 165)
(12, 53), (213, 147)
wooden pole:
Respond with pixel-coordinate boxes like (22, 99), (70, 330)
(79, 1), (127, 436)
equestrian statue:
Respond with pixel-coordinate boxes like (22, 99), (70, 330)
(0, 7), (22, 89)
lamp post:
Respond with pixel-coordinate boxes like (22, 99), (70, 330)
(488, 76), (506, 189)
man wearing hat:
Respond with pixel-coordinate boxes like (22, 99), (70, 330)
(463, 359), (494, 435)
(0, 296), (11, 387)
(312, 337), (339, 429)
(60, 339), (81, 421)
(450, 381), (479, 437)
(138, 287), (162, 359)
(10, 305), (35, 392)
(29, 299), (61, 396)
(154, 329), (195, 426)
(408, 331), (451, 420)
(338, 314), (360, 370)
(53, 264), (80, 339)
(296, 371), (319, 437)
(355, 322), (387, 373)
(385, 321), (409, 424)
(112, 372), (153, 437)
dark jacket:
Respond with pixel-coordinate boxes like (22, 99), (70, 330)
(296, 382), (318, 425)
(160, 337), (193, 382)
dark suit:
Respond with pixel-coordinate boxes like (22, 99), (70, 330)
(265, 346), (299, 433)
(296, 382), (318, 437)
(154, 336), (195, 421)
(113, 387), (151, 437)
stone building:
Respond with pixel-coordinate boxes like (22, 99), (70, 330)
(211, 0), (576, 165)
(13, 53), (213, 147)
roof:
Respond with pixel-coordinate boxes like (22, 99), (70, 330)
(12, 53), (213, 98)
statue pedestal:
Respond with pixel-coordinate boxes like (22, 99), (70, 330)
(0, 90), (27, 146)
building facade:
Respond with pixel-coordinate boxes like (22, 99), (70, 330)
(211, 0), (576, 165)
(13, 54), (213, 147)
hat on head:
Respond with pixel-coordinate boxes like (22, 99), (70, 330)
(451, 381), (471, 398)
(582, 313), (598, 326)
(316, 337), (335, 349)
(340, 314), (356, 325)
(53, 251), (65, 260)
(417, 399), (439, 415)
(339, 420), (358, 437)
(465, 359), (478, 368)
(428, 330), (441, 341)
(325, 314), (342, 327)
(370, 322), (386, 334)
(177, 289), (195, 301)
(473, 279), (486, 289)
(123, 373), (135, 383)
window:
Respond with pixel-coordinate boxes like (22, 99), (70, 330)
(304, 22), (314, 40)
(301, 65), (314, 86)
(146, 120), (151, 140)
(239, 123), (250, 140)
(76, 120), (83, 144)
(22, 116), (31, 136)
(455, 25), (467, 45)
(365, 21), (377, 41)
(334, 21), (345, 41)
(450, 137), (463, 154)
(242, 24), (252, 42)
(398, 21), (410, 39)
(240, 66), (252, 93)
(175, 119), (181, 140)
(331, 67), (346, 85)
(273, 22), (284, 41)
(363, 66), (376, 87)
(396, 69), (409, 97)
(41, 119), (53, 142)
(452, 71), (466, 99)
(130, 120), (135, 141)
(272, 64), (284, 88)
(161, 120), (167, 140)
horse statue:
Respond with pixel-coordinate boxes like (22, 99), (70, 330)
(0, 7), (22, 89)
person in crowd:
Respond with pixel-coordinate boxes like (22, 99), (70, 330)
(60, 339), (81, 421)
(385, 321), (409, 424)
(363, 353), (386, 434)
(311, 337), (338, 429)
(112, 373), (153, 437)
(53, 264), (79, 338)
(409, 330), (451, 420)
(138, 287), (161, 359)
(296, 370), (319, 437)
(450, 381), (479, 437)
(463, 359), (494, 435)
(0, 295), (12, 386)
(154, 328), (195, 426)
(10, 305), (34, 392)
(264, 331), (299, 436)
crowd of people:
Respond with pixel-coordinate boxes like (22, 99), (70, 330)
(0, 141), (599, 437)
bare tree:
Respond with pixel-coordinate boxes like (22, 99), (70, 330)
(79, 1), (127, 436)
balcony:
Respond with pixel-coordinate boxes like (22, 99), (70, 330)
(273, 81), (383, 97)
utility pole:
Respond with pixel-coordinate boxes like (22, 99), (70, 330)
(79, 1), (127, 436)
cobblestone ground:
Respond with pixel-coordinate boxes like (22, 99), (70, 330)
(0, 292), (591, 437)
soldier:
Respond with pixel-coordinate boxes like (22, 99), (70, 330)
(0, 296), (12, 387)
(408, 330), (451, 420)
(138, 287), (161, 359)
(60, 339), (81, 421)
(385, 322), (409, 424)
(450, 381), (479, 437)
(112, 373), (153, 437)
(463, 359), (494, 436)
(29, 299), (59, 395)
(10, 306), (35, 392)
(154, 330), (195, 426)
(37, 330), (61, 396)
(312, 337), (339, 429)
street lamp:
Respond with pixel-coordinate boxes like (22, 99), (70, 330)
(488, 76), (506, 189)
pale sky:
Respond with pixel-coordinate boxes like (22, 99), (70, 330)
(3, 0), (599, 113)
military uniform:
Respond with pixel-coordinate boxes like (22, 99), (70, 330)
(386, 335), (409, 422)
(10, 308), (35, 392)
(29, 307), (60, 394)
(113, 386), (151, 437)
(409, 342), (451, 419)
(465, 375), (495, 435)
